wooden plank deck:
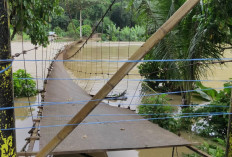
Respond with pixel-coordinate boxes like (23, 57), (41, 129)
(39, 51), (191, 155)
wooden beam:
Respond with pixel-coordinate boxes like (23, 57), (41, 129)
(186, 146), (211, 157)
(36, 0), (200, 156)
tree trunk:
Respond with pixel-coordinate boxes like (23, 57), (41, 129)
(0, 0), (17, 156)
(181, 79), (192, 107)
(80, 10), (82, 38)
(181, 59), (194, 107)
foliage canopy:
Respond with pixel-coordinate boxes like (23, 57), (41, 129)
(9, 0), (63, 46)
(137, 0), (232, 104)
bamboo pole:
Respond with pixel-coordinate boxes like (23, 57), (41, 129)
(36, 0), (200, 156)
(0, 0), (17, 156)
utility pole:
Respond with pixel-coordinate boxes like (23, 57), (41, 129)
(226, 89), (232, 157)
(0, 0), (17, 156)
(80, 9), (82, 38)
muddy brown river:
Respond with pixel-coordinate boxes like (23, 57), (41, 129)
(12, 41), (230, 156)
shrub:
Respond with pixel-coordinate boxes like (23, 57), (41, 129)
(66, 22), (79, 39)
(82, 25), (92, 37)
(13, 69), (37, 97)
(138, 94), (178, 132)
(179, 107), (196, 131)
(72, 19), (79, 28)
(102, 25), (146, 42)
(22, 32), (30, 40)
(106, 24), (120, 41)
(120, 26), (130, 41)
(132, 25), (146, 41)
(194, 82), (231, 138)
(54, 26), (64, 37)
(101, 34), (108, 41)
(100, 17), (114, 33)
(83, 19), (92, 26)
(183, 142), (225, 157)
(76, 25), (92, 37)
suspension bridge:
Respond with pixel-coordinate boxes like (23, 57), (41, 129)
(1, 0), (232, 156)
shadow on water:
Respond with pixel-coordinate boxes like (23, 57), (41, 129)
(14, 96), (39, 151)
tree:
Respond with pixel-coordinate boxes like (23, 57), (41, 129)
(51, 14), (70, 31)
(135, 0), (232, 105)
(9, 0), (62, 46)
(110, 1), (135, 28)
(63, 0), (108, 38)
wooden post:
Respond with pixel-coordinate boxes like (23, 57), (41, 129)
(226, 89), (232, 156)
(36, 0), (200, 156)
(0, 0), (17, 156)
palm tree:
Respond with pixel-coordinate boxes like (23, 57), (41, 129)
(134, 0), (232, 105)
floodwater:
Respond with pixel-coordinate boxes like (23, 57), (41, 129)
(11, 41), (231, 156)
(201, 48), (232, 88)
(64, 41), (144, 111)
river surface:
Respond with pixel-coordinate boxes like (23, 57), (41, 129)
(11, 41), (231, 156)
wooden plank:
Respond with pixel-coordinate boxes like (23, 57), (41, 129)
(27, 110), (42, 152)
(36, 0), (200, 156)
(186, 146), (212, 157)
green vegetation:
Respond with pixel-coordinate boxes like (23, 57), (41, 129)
(61, 0), (106, 38)
(54, 26), (65, 37)
(8, 0), (232, 156)
(9, 0), (62, 46)
(102, 24), (146, 41)
(137, 0), (232, 105)
(134, 1), (231, 155)
(194, 82), (231, 139)
(138, 95), (194, 133)
(13, 69), (37, 97)
(50, 0), (147, 41)
(183, 142), (225, 157)
(138, 81), (232, 156)
(138, 95), (178, 132)
(78, 25), (92, 37)
(9, 0), (147, 42)
(10, 30), (31, 41)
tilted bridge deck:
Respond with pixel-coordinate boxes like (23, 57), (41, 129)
(39, 44), (191, 155)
